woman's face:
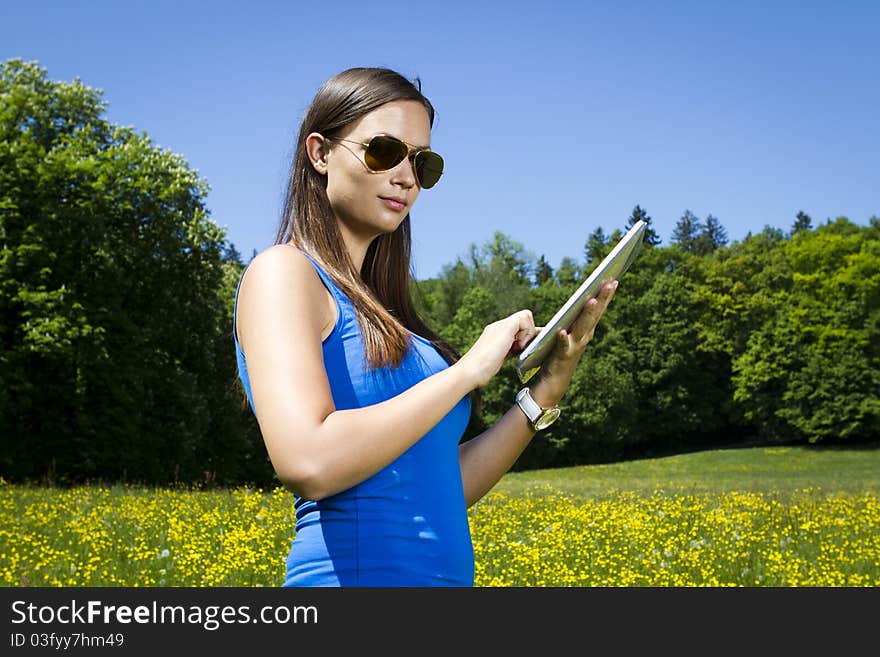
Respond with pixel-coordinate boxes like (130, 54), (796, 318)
(314, 100), (432, 242)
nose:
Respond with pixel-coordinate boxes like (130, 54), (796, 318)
(390, 155), (417, 189)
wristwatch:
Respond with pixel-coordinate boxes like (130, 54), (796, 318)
(515, 387), (561, 432)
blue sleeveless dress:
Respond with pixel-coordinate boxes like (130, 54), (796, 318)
(233, 246), (474, 586)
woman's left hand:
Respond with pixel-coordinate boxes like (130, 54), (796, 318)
(529, 279), (618, 407)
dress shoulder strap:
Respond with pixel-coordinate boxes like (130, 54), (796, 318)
(281, 244), (350, 307)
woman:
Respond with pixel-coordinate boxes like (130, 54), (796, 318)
(233, 67), (617, 586)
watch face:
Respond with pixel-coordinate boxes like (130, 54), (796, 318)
(535, 407), (561, 430)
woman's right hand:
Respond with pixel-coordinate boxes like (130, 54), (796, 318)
(455, 309), (539, 388)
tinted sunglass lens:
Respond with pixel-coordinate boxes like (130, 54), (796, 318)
(414, 152), (444, 189)
(363, 135), (443, 189)
(365, 136), (408, 171)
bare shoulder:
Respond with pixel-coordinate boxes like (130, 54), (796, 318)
(235, 245), (338, 491)
(242, 244), (320, 289)
(236, 244), (332, 356)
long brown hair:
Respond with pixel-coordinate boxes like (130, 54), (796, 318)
(274, 67), (460, 370)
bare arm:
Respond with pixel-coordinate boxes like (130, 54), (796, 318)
(237, 246), (533, 501)
(458, 400), (538, 508)
(458, 281), (619, 507)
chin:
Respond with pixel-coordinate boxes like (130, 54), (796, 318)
(378, 211), (408, 231)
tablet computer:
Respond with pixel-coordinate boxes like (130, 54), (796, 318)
(514, 220), (647, 383)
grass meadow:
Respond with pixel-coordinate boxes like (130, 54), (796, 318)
(1, 445), (878, 587)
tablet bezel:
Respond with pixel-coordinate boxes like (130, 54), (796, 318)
(514, 220), (647, 383)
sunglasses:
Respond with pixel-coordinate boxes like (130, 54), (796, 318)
(325, 134), (444, 189)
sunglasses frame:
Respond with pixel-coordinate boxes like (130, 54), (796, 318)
(323, 133), (444, 189)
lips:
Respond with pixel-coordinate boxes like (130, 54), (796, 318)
(380, 196), (407, 211)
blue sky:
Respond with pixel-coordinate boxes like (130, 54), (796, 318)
(3, 0), (878, 279)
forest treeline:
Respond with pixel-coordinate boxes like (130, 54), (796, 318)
(415, 211), (879, 470)
(2, 59), (877, 486)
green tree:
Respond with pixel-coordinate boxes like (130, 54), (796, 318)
(583, 227), (608, 266)
(0, 59), (266, 485)
(223, 241), (243, 265)
(696, 214), (728, 255)
(533, 254), (553, 286)
(694, 226), (790, 358)
(413, 258), (472, 330)
(792, 210), (813, 235)
(732, 220), (880, 442)
(671, 210), (703, 253)
(594, 249), (729, 453)
(626, 205), (661, 246)
(468, 232), (533, 316)
(555, 256), (580, 287)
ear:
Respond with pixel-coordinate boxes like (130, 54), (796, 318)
(306, 132), (330, 174)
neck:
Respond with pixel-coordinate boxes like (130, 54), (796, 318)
(336, 221), (378, 274)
